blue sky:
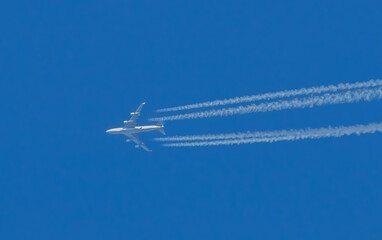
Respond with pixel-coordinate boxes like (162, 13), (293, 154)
(1, 0), (382, 239)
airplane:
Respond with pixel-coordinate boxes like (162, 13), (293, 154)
(106, 102), (165, 152)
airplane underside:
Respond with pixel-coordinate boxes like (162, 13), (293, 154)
(106, 102), (165, 152)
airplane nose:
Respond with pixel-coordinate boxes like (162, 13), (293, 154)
(106, 129), (111, 133)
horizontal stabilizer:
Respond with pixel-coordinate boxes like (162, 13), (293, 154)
(158, 128), (166, 135)
(156, 121), (165, 126)
(156, 121), (165, 135)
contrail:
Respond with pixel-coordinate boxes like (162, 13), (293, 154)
(154, 129), (297, 142)
(150, 86), (382, 121)
(157, 79), (382, 112)
(162, 122), (382, 147)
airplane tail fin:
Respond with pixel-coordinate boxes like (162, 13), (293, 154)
(156, 121), (166, 135)
(156, 121), (165, 127)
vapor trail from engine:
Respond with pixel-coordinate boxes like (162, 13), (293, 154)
(155, 129), (296, 142)
(157, 79), (382, 113)
(161, 123), (382, 147)
(150, 87), (382, 121)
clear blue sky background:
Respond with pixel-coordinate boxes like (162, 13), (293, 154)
(1, 0), (382, 239)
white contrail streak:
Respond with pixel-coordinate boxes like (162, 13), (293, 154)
(150, 87), (382, 121)
(154, 129), (298, 142)
(157, 79), (382, 112)
(162, 123), (382, 147)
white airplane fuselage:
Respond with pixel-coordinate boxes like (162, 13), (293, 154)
(106, 102), (164, 152)
(106, 125), (163, 135)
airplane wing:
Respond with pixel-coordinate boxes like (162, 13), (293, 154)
(124, 102), (146, 128)
(126, 133), (152, 152)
